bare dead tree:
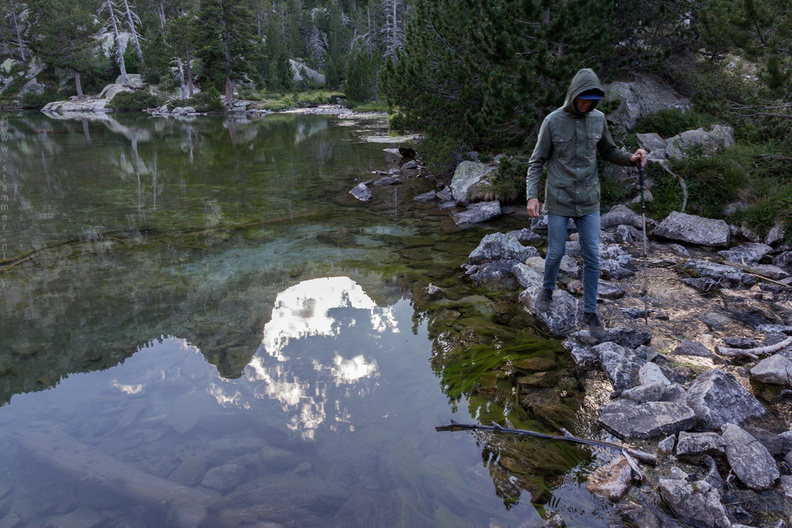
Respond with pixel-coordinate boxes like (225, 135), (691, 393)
(99, 0), (131, 86)
(381, 0), (405, 62)
(119, 0), (144, 64)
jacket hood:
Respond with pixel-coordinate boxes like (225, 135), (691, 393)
(563, 68), (605, 115)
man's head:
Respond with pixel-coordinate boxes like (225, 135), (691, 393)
(574, 89), (604, 113)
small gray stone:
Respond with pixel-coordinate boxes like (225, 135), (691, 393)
(598, 399), (697, 439)
(620, 382), (686, 403)
(453, 200), (502, 225)
(675, 432), (726, 457)
(349, 182), (373, 201)
(639, 362), (671, 386)
(673, 340), (716, 358)
(658, 435), (676, 456)
(594, 342), (646, 391)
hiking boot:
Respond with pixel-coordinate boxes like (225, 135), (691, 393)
(583, 312), (605, 341)
(534, 288), (552, 312)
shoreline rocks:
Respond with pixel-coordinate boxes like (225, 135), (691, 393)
(462, 203), (792, 527)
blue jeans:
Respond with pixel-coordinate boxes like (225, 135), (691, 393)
(542, 212), (600, 313)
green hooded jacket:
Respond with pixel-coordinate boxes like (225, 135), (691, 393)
(526, 68), (634, 217)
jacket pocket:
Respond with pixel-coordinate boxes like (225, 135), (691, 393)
(551, 135), (574, 163)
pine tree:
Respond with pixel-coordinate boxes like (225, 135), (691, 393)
(32, 0), (98, 98)
(193, 0), (262, 100)
(381, 0), (644, 154)
(167, 14), (197, 98)
(700, 0), (791, 97)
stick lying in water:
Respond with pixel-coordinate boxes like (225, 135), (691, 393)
(436, 420), (658, 465)
(14, 427), (220, 527)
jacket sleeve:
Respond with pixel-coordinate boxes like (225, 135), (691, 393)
(527, 118), (552, 200)
(597, 120), (634, 167)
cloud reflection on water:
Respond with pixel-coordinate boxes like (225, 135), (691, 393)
(243, 276), (396, 439)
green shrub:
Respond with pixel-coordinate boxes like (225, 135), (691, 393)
(179, 87), (225, 112)
(108, 91), (163, 112)
(416, 133), (466, 176)
(634, 109), (716, 138)
(20, 91), (60, 109)
(488, 157), (527, 204)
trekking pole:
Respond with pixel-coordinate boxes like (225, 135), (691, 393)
(638, 165), (649, 325)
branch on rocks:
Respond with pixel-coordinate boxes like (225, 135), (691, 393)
(720, 260), (791, 288)
(716, 336), (792, 360)
(436, 420), (658, 465)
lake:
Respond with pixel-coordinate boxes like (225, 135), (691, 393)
(0, 110), (616, 527)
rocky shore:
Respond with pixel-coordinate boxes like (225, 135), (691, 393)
(461, 203), (792, 528)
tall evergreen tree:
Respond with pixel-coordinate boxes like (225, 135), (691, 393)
(700, 0), (791, 97)
(167, 14), (197, 97)
(193, 0), (261, 100)
(382, 0), (646, 154)
(32, 0), (98, 98)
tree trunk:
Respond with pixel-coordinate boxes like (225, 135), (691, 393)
(11, 5), (27, 63)
(74, 72), (84, 99)
(225, 77), (235, 103)
(176, 58), (187, 99)
(121, 0), (144, 63)
(104, 0), (130, 86)
(157, 1), (166, 32)
(186, 57), (195, 97)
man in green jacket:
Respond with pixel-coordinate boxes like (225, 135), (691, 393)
(526, 68), (647, 340)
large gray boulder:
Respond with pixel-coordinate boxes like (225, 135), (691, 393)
(686, 369), (766, 429)
(666, 125), (735, 160)
(469, 232), (536, 264)
(654, 211), (730, 247)
(449, 161), (497, 205)
(514, 263), (579, 338)
(605, 74), (693, 131)
(721, 423), (780, 490)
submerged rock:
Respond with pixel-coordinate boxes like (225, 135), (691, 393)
(587, 456), (634, 501)
(350, 182), (373, 201)
(453, 201), (501, 225)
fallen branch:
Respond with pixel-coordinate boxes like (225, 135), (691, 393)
(435, 421), (658, 465)
(716, 335), (792, 360)
(722, 260), (791, 288)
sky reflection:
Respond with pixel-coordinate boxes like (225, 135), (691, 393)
(243, 276), (395, 439)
